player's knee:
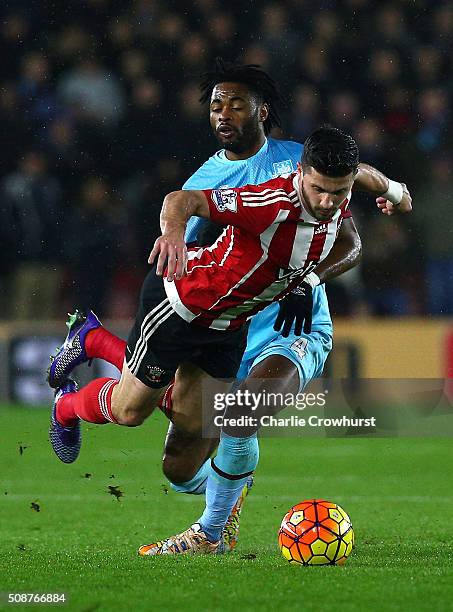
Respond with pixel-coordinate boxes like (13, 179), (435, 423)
(162, 453), (198, 484)
(115, 406), (150, 427)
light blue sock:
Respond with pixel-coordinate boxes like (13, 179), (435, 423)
(169, 459), (210, 495)
(198, 433), (259, 542)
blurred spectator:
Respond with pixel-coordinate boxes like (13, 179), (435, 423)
(412, 46), (444, 89)
(206, 13), (237, 58)
(113, 77), (165, 174)
(328, 91), (360, 132)
(54, 25), (94, 65)
(373, 5), (412, 49)
(412, 156), (453, 315)
(168, 82), (213, 174)
(57, 57), (125, 126)
(381, 86), (412, 138)
(179, 33), (210, 74)
(0, 13), (31, 78)
(296, 43), (335, 94)
(65, 177), (121, 316)
(290, 84), (321, 142)
(0, 151), (63, 319)
(415, 88), (450, 153)
(132, 0), (161, 40)
(354, 119), (386, 169)
(107, 16), (136, 53)
(431, 4), (453, 51)
(119, 48), (150, 85)
(146, 13), (186, 77)
(0, 83), (29, 174)
(312, 10), (341, 47)
(242, 44), (272, 72)
(361, 216), (414, 316)
(260, 3), (298, 76)
(18, 51), (59, 133)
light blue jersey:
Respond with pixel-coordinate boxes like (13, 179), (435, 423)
(183, 137), (333, 390)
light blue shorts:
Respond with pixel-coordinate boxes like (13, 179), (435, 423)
(237, 330), (332, 393)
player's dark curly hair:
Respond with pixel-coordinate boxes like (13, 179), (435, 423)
(302, 125), (360, 177)
(199, 58), (283, 134)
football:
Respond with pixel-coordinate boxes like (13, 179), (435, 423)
(278, 499), (354, 566)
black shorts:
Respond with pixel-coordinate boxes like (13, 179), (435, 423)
(125, 270), (248, 388)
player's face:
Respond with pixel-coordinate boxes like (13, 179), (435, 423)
(299, 166), (355, 221)
(209, 82), (267, 154)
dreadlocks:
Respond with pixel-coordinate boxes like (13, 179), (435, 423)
(199, 58), (283, 134)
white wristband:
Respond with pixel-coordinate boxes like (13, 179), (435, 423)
(303, 271), (321, 289)
(382, 179), (404, 205)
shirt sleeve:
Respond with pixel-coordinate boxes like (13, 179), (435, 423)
(203, 183), (289, 235)
(185, 216), (206, 243)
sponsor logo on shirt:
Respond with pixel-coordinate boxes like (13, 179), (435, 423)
(273, 159), (294, 176)
(314, 224), (328, 235)
(211, 189), (238, 213)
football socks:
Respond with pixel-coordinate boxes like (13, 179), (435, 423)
(198, 433), (259, 542)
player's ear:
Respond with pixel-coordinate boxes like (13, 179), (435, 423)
(259, 103), (269, 123)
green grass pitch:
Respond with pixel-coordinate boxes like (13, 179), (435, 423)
(1, 405), (453, 611)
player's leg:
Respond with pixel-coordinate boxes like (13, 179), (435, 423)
(163, 423), (217, 493)
(50, 362), (163, 463)
(160, 362), (252, 553)
(196, 331), (332, 543)
(139, 327), (252, 556)
(49, 270), (188, 463)
(161, 361), (220, 490)
(159, 331), (250, 488)
(48, 310), (126, 388)
(195, 355), (297, 543)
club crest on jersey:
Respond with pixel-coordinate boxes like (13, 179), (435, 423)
(145, 365), (166, 384)
(273, 159), (294, 176)
(211, 189), (238, 213)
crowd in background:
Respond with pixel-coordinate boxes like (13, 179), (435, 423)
(1, 0), (453, 319)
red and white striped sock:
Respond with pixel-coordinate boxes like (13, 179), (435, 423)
(85, 328), (126, 372)
(56, 378), (118, 427)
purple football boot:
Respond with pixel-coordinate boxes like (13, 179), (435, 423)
(49, 379), (81, 463)
(47, 310), (101, 388)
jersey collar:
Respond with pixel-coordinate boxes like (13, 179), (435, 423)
(292, 173), (319, 224)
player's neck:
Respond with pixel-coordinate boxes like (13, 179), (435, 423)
(224, 135), (267, 161)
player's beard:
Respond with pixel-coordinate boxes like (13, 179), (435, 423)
(214, 116), (263, 155)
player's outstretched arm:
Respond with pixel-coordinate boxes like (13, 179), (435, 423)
(148, 190), (210, 281)
(274, 218), (361, 337)
(314, 217), (361, 284)
(354, 163), (412, 216)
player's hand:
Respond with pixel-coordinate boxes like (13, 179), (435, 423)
(148, 234), (188, 282)
(274, 282), (313, 337)
(377, 183), (412, 216)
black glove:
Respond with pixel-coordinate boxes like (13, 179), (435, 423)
(274, 281), (314, 337)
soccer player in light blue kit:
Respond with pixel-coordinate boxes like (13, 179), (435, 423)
(158, 64), (332, 518)
(139, 61), (413, 555)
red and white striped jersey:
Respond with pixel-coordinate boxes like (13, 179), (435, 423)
(164, 172), (352, 331)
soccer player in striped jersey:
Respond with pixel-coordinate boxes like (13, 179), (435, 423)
(137, 125), (411, 555)
(47, 61), (412, 554)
